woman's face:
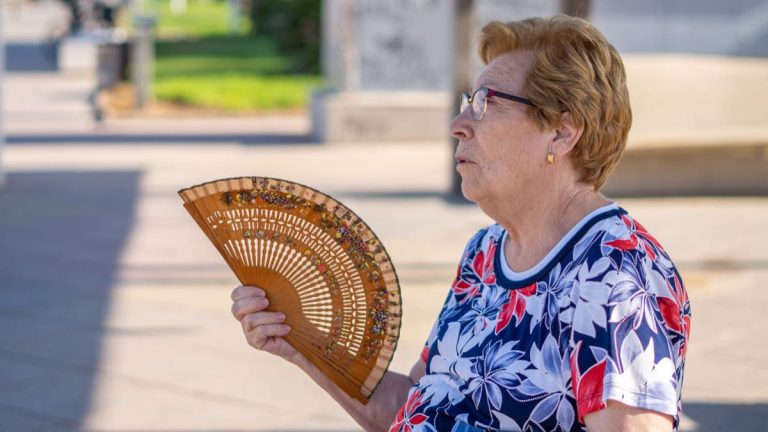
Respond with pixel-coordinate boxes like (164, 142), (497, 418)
(451, 50), (554, 208)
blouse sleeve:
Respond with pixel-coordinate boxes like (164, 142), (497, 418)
(569, 254), (690, 426)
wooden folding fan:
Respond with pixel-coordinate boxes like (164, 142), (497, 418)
(178, 177), (401, 403)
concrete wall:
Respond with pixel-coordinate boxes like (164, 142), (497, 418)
(594, 0), (768, 57)
(315, 0), (768, 156)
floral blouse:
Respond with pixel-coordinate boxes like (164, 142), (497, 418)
(389, 204), (691, 432)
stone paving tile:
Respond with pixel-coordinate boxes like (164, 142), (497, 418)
(0, 356), (51, 387)
(80, 374), (308, 431)
(0, 406), (76, 432)
(0, 367), (104, 425)
(2, 65), (768, 431)
(683, 349), (768, 403)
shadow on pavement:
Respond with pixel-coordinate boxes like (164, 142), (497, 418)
(5, 43), (58, 72)
(0, 170), (141, 430)
(683, 402), (768, 431)
(7, 133), (317, 146)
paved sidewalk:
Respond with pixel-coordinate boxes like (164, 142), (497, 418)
(1, 68), (767, 432)
(2, 3), (768, 426)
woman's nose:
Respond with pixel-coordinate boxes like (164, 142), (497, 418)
(450, 108), (473, 140)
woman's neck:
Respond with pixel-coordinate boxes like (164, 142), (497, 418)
(487, 184), (610, 273)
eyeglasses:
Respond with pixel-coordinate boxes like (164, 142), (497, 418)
(460, 86), (535, 121)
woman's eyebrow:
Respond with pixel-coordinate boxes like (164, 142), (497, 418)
(479, 79), (504, 91)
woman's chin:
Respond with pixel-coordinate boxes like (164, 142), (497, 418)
(459, 179), (481, 203)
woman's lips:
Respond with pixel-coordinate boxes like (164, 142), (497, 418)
(455, 155), (474, 165)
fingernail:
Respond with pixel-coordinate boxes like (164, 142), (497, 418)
(279, 313), (286, 320)
(281, 325), (291, 333)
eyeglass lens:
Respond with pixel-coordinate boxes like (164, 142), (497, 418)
(459, 89), (488, 121)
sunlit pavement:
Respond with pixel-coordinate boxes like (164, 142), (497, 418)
(1, 65), (767, 432)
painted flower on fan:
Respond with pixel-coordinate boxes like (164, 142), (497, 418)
(452, 241), (497, 302)
(604, 215), (665, 260)
(221, 192), (233, 206)
(237, 190), (254, 203)
(389, 389), (433, 432)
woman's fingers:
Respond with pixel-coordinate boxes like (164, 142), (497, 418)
(241, 311), (285, 331)
(231, 295), (270, 320)
(230, 285), (265, 302)
(244, 322), (292, 349)
(230, 286), (298, 360)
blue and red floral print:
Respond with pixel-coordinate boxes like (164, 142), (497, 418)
(390, 204), (691, 432)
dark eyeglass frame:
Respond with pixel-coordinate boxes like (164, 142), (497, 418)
(460, 86), (536, 121)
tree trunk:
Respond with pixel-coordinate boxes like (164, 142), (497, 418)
(560, 0), (591, 18)
(0, 0), (5, 187)
(450, 0), (474, 198)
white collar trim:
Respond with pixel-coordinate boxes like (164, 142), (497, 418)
(499, 202), (619, 280)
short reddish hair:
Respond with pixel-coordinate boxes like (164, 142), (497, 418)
(479, 15), (632, 190)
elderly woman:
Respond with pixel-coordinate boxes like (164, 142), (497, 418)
(230, 15), (691, 432)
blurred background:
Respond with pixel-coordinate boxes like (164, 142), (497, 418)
(0, 0), (767, 430)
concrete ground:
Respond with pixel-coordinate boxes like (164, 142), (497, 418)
(0, 68), (767, 432)
(1, 1), (767, 429)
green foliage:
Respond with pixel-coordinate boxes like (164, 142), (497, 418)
(250, 0), (321, 73)
(147, 0), (250, 38)
(146, 0), (322, 111)
(155, 37), (290, 76)
(154, 36), (323, 111)
(154, 74), (322, 111)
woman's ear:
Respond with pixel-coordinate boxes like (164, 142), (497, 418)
(551, 111), (583, 157)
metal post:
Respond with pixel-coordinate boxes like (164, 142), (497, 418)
(171, 0), (187, 15)
(0, 0), (6, 187)
(228, 0), (242, 35)
(132, 14), (156, 109)
(560, 0), (591, 18)
(341, 0), (359, 92)
(450, 0), (474, 197)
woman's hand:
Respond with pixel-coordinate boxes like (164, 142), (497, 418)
(231, 286), (419, 432)
(230, 285), (302, 365)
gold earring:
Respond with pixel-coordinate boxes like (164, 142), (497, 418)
(546, 142), (555, 164)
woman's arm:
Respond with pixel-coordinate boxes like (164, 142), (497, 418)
(294, 354), (425, 431)
(584, 400), (673, 432)
(231, 285), (425, 431)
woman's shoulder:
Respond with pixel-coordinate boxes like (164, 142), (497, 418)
(591, 209), (676, 265)
(571, 209), (685, 298)
(450, 225), (504, 273)
(463, 224), (503, 252)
